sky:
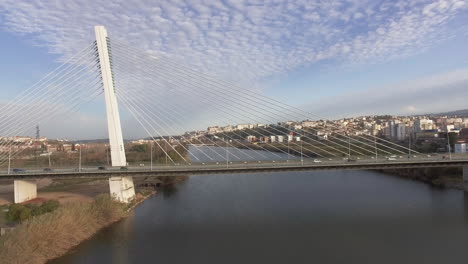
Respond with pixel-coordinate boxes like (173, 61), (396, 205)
(0, 0), (468, 139)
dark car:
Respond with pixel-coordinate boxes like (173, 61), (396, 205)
(120, 167), (128, 170)
(12, 168), (25, 173)
(98, 166), (106, 170)
(43, 168), (53, 172)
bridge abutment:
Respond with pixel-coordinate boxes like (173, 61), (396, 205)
(14, 180), (37, 203)
(109, 176), (135, 203)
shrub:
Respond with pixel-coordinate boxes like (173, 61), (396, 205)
(6, 204), (31, 222)
(40, 200), (60, 213)
(6, 200), (61, 223)
(18, 207), (32, 222)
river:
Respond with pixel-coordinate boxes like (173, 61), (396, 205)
(50, 169), (468, 264)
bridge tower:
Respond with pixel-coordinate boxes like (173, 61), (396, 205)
(95, 26), (126, 167)
(95, 26), (135, 203)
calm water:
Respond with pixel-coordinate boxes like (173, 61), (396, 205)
(50, 170), (468, 264)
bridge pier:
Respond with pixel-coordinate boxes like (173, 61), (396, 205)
(14, 180), (37, 203)
(109, 176), (135, 203)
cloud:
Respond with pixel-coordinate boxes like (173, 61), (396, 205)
(305, 68), (468, 118)
(0, 0), (467, 84)
(1, 0), (468, 139)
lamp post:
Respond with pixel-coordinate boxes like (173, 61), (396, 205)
(348, 136), (351, 159)
(8, 148), (11, 175)
(408, 130), (411, 159)
(150, 142), (153, 171)
(447, 131), (452, 160)
(165, 141), (168, 166)
(78, 147), (82, 172)
(225, 138), (229, 168)
(374, 136), (378, 162)
(300, 137), (303, 166)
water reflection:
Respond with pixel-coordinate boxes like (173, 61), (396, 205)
(464, 191), (468, 224)
(110, 213), (135, 264)
(160, 184), (179, 198)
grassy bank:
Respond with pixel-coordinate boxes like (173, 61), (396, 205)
(0, 195), (127, 264)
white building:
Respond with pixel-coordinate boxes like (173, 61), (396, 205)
(207, 126), (222, 134)
(455, 143), (466, 153)
(237, 124), (250, 130)
(414, 118), (434, 132)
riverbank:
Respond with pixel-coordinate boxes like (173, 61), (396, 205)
(0, 190), (156, 264)
(0, 194), (125, 264)
(379, 167), (467, 190)
(0, 175), (187, 264)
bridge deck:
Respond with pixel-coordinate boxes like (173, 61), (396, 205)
(1, 159), (468, 180)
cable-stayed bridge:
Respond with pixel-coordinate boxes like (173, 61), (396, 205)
(1, 26), (467, 203)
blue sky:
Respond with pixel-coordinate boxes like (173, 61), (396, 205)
(0, 0), (468, 138)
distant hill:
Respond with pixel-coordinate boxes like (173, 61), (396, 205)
(427, 109), (468, 117)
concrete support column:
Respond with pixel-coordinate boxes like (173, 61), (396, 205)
(14, 180), (37, 203)
(109, 176), (135, 203)
(464, 165), (468, 183)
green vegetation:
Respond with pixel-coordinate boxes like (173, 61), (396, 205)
(6, 200), (60, 223)
(0, 195), (127, 264)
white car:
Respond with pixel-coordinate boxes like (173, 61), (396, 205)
(314, 159), (322, 163)
(387, 157), (396, 161)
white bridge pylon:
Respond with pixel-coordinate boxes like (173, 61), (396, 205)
(95, 26), (127, 167)
(95, 26), (134, 203)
